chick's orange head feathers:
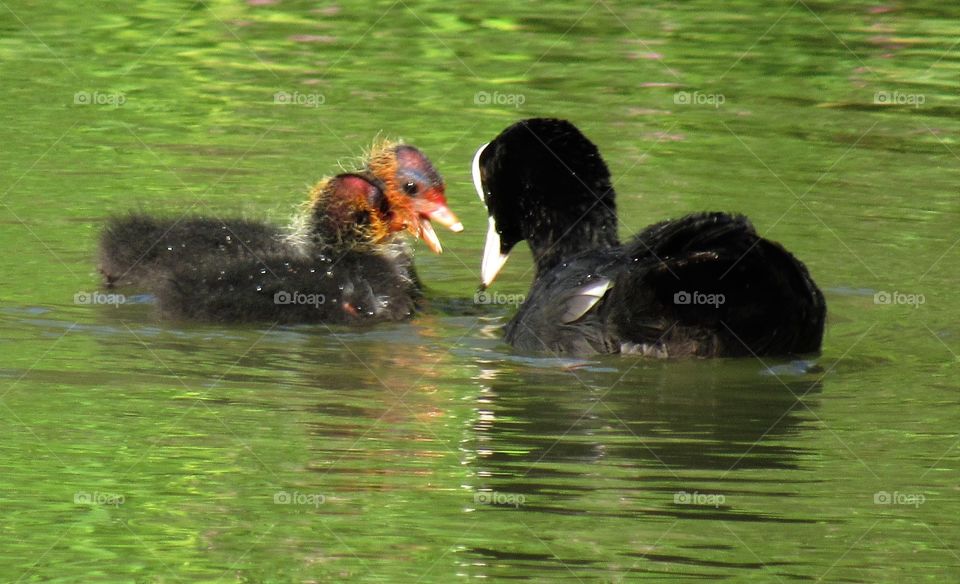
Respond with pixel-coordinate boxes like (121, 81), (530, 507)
(367, 143), (463, 254)
(311, 174), (394, 245)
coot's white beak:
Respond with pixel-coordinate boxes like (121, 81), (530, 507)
(473, 142), (510, 288)
(481, 216), (510, 288)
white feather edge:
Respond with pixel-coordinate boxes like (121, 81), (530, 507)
(559, 277), (614, 324)
(471, 142), (489, 204)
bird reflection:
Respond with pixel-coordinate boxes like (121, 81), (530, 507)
(462, 357), (825, 579)
(468, 357), (823, 477)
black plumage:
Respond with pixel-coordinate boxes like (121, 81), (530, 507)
(98, 173), (423, 323)
(155, 247), (419, 324)
(99, 215), (286, 288)
(474, 118), (826, 357)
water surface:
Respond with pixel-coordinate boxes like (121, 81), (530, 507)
(1, 1), (958, 581)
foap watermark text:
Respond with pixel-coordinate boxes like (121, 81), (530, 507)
(74, 491), (125, 507)
(74, 291), (126, 307)
(474, 290), (525, 305)
(674, 290), (725, 308)
(674, 91), (725, 108)
(874, 91), (924, 108)
(74, 91), (126, 106)
(274, 290), (326, 308)
(874, 290), (924, 308)
(273, 91), (325, 107)
(474, 91), (525, 108)
(674, 491), (725, 508)
(874, 491), (925, 508)
(474, 491), (525, 508)
(274, 491), (325, 507)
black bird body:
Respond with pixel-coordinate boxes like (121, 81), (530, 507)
(99, 215), (286, 288)
(503, 212), (825, 356)
(475, 118), (826, 357)
(155, 244), (419, 324)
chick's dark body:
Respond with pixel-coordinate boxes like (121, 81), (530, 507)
(156, 245), (420, 324)
(99, 215), (286, 288)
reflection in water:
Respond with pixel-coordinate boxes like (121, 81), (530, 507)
(470, 357), (823, 471)
(464, 357), (824, 577)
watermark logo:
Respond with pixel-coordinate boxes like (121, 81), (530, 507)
(74, 491), (125, 507)
(74, 291), (126, 307)
(874, 491), (925, 508)
(474, 290), (525, 305)
(674, 491), (725, 508)
(274, 290), (326, 308)
(673, 91), (725, 108)
(474, 91), (526, 108)
(74, 91), (126, 106)
(474, 491), (525, 508)
(874, 91), (924, 108)
(673, 290), (725, 308)
(873, 290), (924, 308)
(273, 91), (325, 107)
(273, 491), (325, 507)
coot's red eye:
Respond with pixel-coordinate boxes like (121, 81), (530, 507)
(402, 182), (418, 195)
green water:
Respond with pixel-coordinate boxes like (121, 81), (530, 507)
(1, 0), (958, 581)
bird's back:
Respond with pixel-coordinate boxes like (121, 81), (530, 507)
(504, 212), (825, 357)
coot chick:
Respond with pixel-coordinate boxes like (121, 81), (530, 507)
(98, 142), (462, 288)
(365, 142), (463, 247)
(472, 118), (826, 357)
(98, 215), (285, 288)
(155, 174), (422, 323)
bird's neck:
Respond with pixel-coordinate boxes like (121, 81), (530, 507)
(527, 204), (620, 277)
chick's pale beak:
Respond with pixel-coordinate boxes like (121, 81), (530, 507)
(411, 198), (463, 232)
(426, 205), (463, 232)
(410, 198), (463, 254)
(417, 217), (443, 254)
